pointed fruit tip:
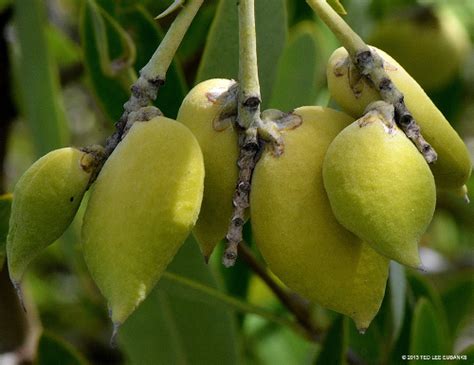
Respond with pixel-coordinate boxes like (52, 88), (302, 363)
(11, 281), (27, 312)
(358, 327), (367, 335)
(110, 322), (121, 348)
(463, 193), (470, 204)
(203, 255), (210, 265)
(417, 264), (427, 273)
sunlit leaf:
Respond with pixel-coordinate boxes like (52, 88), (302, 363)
(196, 0), (287, 107)
(328, 0), (347, 15)
(14, 0), (69, 157)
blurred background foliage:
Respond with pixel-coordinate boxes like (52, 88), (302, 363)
(0, 0), (473, 364)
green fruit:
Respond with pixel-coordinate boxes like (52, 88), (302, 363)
(251, 106), (389, 331)
(82, 116), (204, 328)
(323, 106), (436, 268)
(369, 7), (471, 91)
(177, 78), (239, 260)
(327, 46), (472, 191)
(7, 147), (94, 287)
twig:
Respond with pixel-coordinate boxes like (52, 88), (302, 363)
(306, 0), (437, 164)
(88, 0), (204, 185)
(223, 0), (263, 267)
(238, 243), (323, 342)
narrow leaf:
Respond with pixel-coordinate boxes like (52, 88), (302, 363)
(196, 0), (287, 107)
(328, 0), (347, 15)
(410, 298), (448, 364)
(388, 262), (406, 344)
(80, 0), (134, 121)
(315, 316), (348, 365)
(119, 236), (239, 365)
(269, 22), (318, 111)
(14, 0), (69, 157)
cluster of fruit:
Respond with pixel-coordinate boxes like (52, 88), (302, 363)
(5, 44), (471, 333)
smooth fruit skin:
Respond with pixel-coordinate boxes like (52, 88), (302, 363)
(82, 117), (204, 327)
(177, 78), (239, 260)
(368, 8), (470, 91)
(251, 106), (389, 331)
(7, 147), (92, 285)
(323, 114), (436, 268)
(327, 46), (472, 191)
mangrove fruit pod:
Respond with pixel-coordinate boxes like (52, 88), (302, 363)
(323, 103), (436, 268)
(326, 46), (472, 191)
(82, 116), (204, 329)
(7, 147), (95, 290)
(251, 106), (389, 331)
(177, 78), (239, 260)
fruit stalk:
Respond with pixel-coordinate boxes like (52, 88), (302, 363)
(90, 0), (204, 184)
(223, 0), (263, 267)
(306, 0), (437, 164)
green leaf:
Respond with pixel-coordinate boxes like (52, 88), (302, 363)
(315, 316), (348, 365)
(80, 0), (135, 121)
(178, 3), (216, 62)
(196, 0), (287, 107)
(410, 298), (448, 363)
(441, 275), (474, 337)
(13, 0), (69, 157)
(117, 5), (187, 119)
(388, 262), (406, 345)
(406, 271), (444, 314)
(269, 22), (319, 111)
(119, 236), (239, 365)
(36, 331), (89, 365)
(388, 299), (413, 365)
(45, 24), (82, 70)
(348, 316), (382, 365)
(328, 0), (347, 15)
(406, 271), (451, 349)
(244, 314), (318, 365)
(0, 194), (12, 271)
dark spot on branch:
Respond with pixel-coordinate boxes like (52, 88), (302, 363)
(243, 141), (260, 152)
(148, 77), (165, 87)
(355, 50), (372, 68)
(243, 96), (260, 109)
(378, 78), (392, 91)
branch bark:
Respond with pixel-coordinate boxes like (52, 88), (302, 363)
(88, 0), (204, 186)
(306, 0), (437, 164)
